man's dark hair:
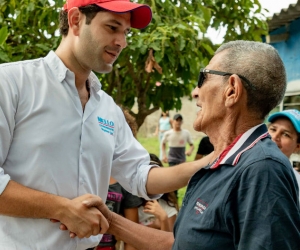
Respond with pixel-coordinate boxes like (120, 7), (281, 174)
(59, 4), (105, 36)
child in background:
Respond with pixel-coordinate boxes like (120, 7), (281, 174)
(138, 153), (178, 232)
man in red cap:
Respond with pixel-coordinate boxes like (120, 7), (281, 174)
(0, 1), (207, 249)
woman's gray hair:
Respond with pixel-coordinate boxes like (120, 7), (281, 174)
(215, 40), (286, 119)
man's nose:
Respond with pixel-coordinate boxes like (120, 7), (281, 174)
(192, 87), (199, 98)
(115, 34), (127, 49)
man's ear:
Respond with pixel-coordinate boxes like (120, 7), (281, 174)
(68, 7), (83, 36)
(224, 75), (244, 108)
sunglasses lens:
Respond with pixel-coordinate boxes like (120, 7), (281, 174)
(197, 72), (205, 88)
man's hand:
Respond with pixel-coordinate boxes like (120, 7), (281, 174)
(51, 194), (109, 238)
(82, 196), (113, 224)
(162, 156), (168, 163)
(185, 150), (192, 156)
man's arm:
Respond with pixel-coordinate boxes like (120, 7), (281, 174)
(185, 143), (194, 156)
(84, 198), (174, 250)
(0, 180), (108, 238)
(185, 131), (194, 156)
(146, 153), (213, 195)
(162, 142), (168, 163)
(109, 211), (174, 250)
(123, 207), (140, 250)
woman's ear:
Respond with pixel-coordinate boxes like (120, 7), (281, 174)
(294, 143), (300, 154)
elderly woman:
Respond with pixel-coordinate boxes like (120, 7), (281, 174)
(268, 109), (300, 201)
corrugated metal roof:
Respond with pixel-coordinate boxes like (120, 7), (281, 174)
(267, 0), (300, 32)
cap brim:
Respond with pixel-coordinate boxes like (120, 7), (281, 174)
(96, 1), (152, 29)
(268, 111), (300, 133)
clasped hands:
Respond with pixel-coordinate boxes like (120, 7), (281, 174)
(51, 194), (112, 239)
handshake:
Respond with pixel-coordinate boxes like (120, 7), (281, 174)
(50, 194), (113, 239)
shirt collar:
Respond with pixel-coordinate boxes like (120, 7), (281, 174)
(209, 123), (270, 169)
(44, 51), (102, 92)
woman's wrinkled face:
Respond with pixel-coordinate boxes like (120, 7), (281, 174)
(268, 117), (300, 158)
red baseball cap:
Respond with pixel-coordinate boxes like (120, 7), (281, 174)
(63, 0), (152, 29)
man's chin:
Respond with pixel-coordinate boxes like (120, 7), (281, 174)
(193, 121), (202, 132)
(94, 64), (113, 74)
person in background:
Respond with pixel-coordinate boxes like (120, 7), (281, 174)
(83, 40), (300, 250)
(268, 109), (300, 201)
(194, 136), (214, 160)
(154, 111), (173, 160)
(162, 114), (194, 166)
(139, 154), (178, 232)
(162, 113), (194, 197)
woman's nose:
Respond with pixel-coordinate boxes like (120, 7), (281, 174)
(271, 131), (280, 142)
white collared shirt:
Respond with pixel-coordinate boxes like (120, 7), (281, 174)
(0, 51), (155, 249)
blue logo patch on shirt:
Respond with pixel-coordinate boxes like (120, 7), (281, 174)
(98, 117), (114, 135)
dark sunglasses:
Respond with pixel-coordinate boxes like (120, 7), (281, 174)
(197, 68), (256, 90)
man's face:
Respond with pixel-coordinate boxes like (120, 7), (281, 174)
(74, 10), (131, 73)
(192, 51), (228, 134)
(173, 118), (183, 129)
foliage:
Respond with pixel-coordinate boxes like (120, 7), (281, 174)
(0, 0), (63, 62)
(99, 0), (268, 128)
(0, 0), (268, 128)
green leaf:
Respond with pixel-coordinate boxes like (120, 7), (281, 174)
(149, 42), (161, 51)
(0, 48), (10, 62)
(0, 26), (8, 45)
(201, 43), (214, 55)
(180, 56), (185, 67)
(27, 2), (35, 12)
(36, 43), (50, 51)
(178, 35), (186, 51)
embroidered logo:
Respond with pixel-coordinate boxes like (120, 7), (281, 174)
(194, 198), (208, 214)
(98, 117), (114, 135)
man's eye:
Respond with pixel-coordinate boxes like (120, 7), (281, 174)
(108, 25), (117, 31)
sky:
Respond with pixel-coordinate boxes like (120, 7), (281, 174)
(206, 0), (298, 44)
(260, 0), (298, 17)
